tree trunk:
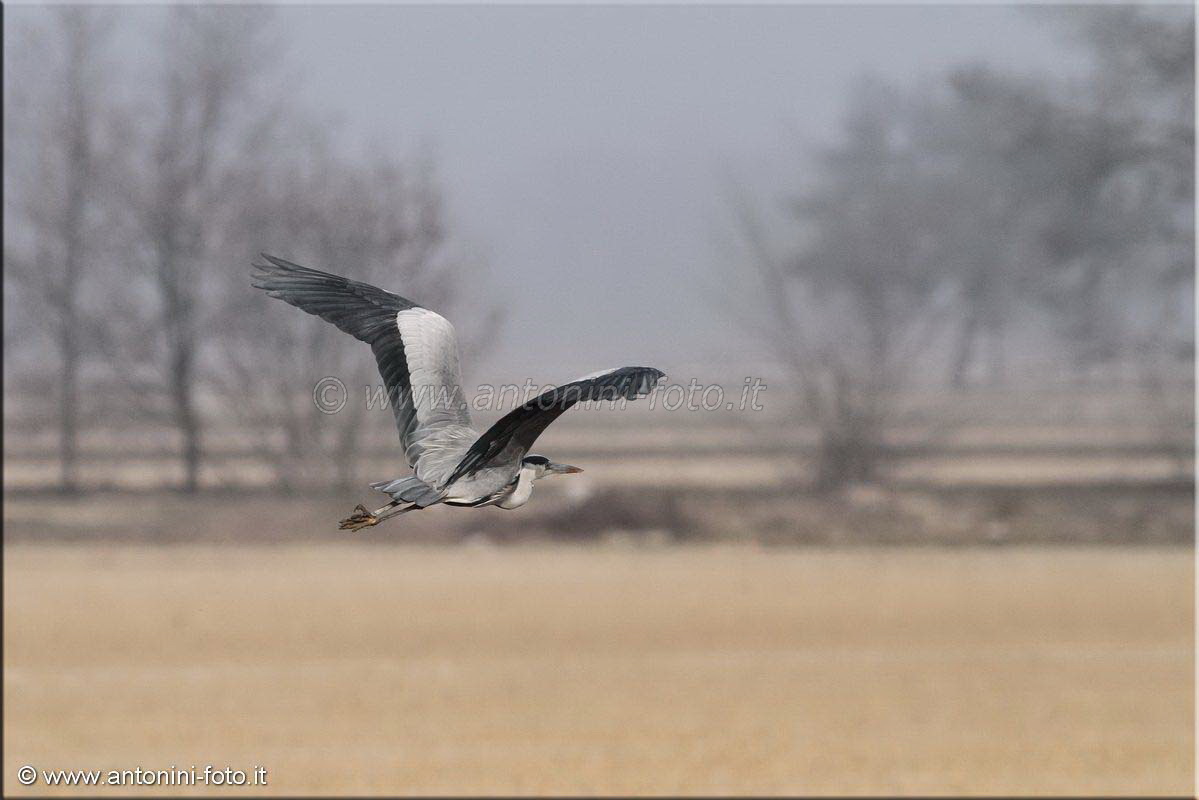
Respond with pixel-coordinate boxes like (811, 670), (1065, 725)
(332, 384), (366, 493)
(159, 240), (202, 493)
(949, 311), (979, 389)
(59, 324), (79, 492)
(986, 323), (1006, 387)
(56, 26), (90, 494)
(814, 426), (878, 491)
(171, 336), (201, 492)
(276, 410), (302, 495)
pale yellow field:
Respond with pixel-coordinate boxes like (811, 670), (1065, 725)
(4, 545), (1194, 796)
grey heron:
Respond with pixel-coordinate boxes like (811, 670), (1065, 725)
(251, 255), (665, 530)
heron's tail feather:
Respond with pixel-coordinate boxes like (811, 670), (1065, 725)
(370, 476), (444, 507)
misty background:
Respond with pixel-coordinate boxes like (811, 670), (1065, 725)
(273, 4), (1101, 377)
(2, 2), (1193, 542)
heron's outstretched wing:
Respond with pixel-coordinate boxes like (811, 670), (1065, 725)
(444, 366), (665, 485)
(251, 254), (475, 478)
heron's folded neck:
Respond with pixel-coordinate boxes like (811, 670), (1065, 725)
(497, 466), (537, 509)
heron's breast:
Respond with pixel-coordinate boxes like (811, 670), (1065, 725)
(496, 467), (536, 509)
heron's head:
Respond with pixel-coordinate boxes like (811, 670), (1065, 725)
(522, 454), (583, 479)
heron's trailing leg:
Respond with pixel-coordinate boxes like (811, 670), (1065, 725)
(338, 500), (416, 531)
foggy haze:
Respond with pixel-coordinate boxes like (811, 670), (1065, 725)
(5, 2), (1190, 496)
(277, 4), (1089, 379)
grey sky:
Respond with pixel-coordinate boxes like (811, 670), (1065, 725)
(273, 6), (1088, 380)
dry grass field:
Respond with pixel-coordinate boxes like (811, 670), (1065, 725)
(3, 544), (1193, 796)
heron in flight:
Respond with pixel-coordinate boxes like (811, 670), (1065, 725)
(251, 255), (665, 530)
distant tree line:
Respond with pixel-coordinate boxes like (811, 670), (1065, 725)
(733, 6), (1194, 489)
(5, 6), (494, 493)
(6, 6), (1193, 496)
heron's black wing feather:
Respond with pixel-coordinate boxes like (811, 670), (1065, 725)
(251, 253), (417, 342)
(445, 366), (665, 485)
(251, 254), (437, 468)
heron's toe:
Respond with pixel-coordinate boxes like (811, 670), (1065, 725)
(338, 504), (378, 531)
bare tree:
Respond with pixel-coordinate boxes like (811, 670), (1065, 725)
(728, 7), (1194, 493)
(211, 139), (493, 494)
(904, 69), (1064, 387)
(731, 79), (950, 489)
(117, 6), (280, 492)
(1081, 5), (1194, 359)
(867, 21), (1191, 386)
(1021, 5), (1194, 372)
(4, 8), (116, 491)
(1063, 6), (1195, 460)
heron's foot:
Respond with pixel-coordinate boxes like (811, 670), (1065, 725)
(338, 504), (379, 532)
